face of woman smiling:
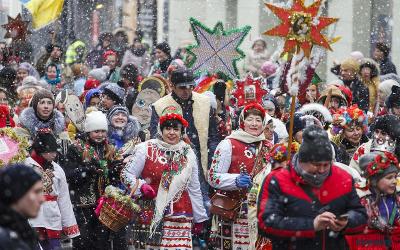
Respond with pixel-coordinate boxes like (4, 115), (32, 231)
(243, 114), (263, 136)
(161, 125), (182, 145)
(111, 112), (128, 128)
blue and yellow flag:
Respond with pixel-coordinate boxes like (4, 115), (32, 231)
(20, 0), (64, 29)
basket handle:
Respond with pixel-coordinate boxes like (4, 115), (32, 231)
(129, 178), (140, 197)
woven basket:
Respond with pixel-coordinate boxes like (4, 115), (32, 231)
(99, 201), (133, 232)
(98, 180), (139, 232)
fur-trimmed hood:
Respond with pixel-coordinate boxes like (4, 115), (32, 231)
(108, 115), (141, 143)
(19, 107), (65, 136)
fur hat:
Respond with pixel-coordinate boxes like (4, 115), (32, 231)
(0, 164), (42, 205)
(88, 66), (110, 83)
(103, 84), (125, 104)
(379, 79), (400, 100)
(170, 69), (195, 87)
(298, 125), (333, 163)
(85, 111), (108, 132)
(30, 89), (55, 113)
(371, 114), (400, 140)
(359, 58), (380, 78)
(32, 129), (58, 154)
(340, 58), (360, 73)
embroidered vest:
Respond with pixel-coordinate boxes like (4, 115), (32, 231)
(153, 93), (210, 176)
(228, 139), (257, 175)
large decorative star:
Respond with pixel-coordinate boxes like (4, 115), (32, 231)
(264, 0), (338, 57)
(1, 14), (30, 40)
(187, 18), (251, 79)
(231, 75), (268, 107)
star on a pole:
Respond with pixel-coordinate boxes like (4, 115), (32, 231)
(187, 18), (251, 79)
(264, 0), (338, 58)
(1, 14), (30, 40)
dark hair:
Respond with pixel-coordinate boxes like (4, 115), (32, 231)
(46, 63), (58, 71)
(120, 63), (139, 85)
(375, 42), (390, 57)
(160, 119), (184, 133)
(359, 61), (379, 78)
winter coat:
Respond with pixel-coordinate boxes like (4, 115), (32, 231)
(347, 78), (370, 112)
(61, 136), (123, 207)
(107, 67), (121, 83)
(18, 107), (65, 138)
(258, 157), (368, 250)
(0, 204), (38, 250)
(122, 48), (151, 76)
(332, 135), (369, 166)
(107, 116), (141, 150)
(379, 57), (397, 75)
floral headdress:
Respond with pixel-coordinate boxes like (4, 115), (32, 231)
(331, 104), (368, 135)
(159, 105), (189, 128)
(365, 151), (399, 179)
(268, 142), (300, 163)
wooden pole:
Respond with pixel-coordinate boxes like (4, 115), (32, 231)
(287, 95), (297, 161)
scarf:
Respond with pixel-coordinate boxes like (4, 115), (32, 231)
(148, 139), (194, 236)
(293, 154), (330, 187)
(226, 129), (265, 144)
(0, 203), (38, 249)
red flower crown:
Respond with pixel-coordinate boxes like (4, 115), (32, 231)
(159, 113), (189, 128)
(366, 151), (399, 177)
(243, 103), (266, 118)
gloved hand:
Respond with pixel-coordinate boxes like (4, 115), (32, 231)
(192, 223), (204, 235)
(235, 174), (252, 189)
(140, 184), (156, 200)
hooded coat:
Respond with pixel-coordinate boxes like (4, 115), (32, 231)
(18, 107), (65, 137)
(108, 116), (141, 149)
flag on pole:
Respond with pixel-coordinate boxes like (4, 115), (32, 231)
(20, 0), (65, 29)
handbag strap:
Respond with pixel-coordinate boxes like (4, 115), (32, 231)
(300, 184), (323, 212)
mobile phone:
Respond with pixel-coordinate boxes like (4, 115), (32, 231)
(338, 214), (349, 220)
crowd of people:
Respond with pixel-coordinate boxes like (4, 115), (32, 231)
(0, 27), (399, 250)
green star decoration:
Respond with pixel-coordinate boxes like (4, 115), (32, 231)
(187, 18), (251, 79)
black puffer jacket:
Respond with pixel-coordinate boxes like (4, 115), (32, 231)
(258, 157), (367, 250)
(0, 204), (38, 250)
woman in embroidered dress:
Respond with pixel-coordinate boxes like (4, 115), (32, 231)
(25, 130), (79, 250)
(121, 105), (208, 250)
(62, 110), (127, 250)
(346, 151), (400, 249)
(207, 103), (272, 250)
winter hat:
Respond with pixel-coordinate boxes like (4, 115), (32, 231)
(375, 42), (390, 57)
(84, 78), (101, 91)
(371, 114), (400, 141)
(21, 76), (38, 86)
(0, 105), (15, 128)
(261, 61), (278, 76)
(170, 69), (195, 87)
(30, 89), (55, 113)
(17, 62), (40, 79)
(331, 105), (368, 135)
(386, 85), (400, 109)
(359, 152), (380, 177)
(239, 103), (270, 130)
(340, 58), (360, 73)
(379, 79), (400, 100)
(159, 105), (188, 128)
(155, 42), (171, 57)
(359, 58), (380, 78)
(0, 164), (42, 205)
(363, 151), (399, 184)
(286, 113), (305, 137)
(350, 51), (364, 62)
(84, 88), (101, 109)
(88, 66), (110, 83)
(107, 105), (129, 121)
(85, 110), (108, 132)
(298, 125), (333, 163)
(103, 50), (117, 61)
(32, 129), (58, 154)
(103, 84), (125, 105)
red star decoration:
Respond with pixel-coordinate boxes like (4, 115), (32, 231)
(1, 14), (30, 40)
(264, 0), (338, 57)
(232, 75), (268, 107)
